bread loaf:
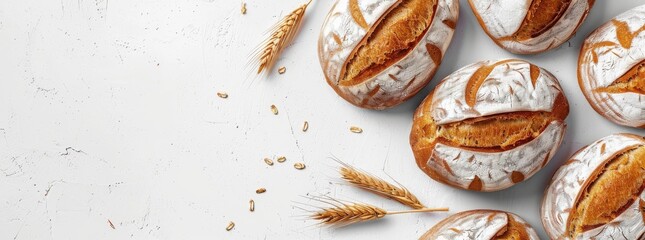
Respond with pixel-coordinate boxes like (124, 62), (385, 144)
(420, 210), (539, 239)
(468, 0), (594, 54)
(541, 133), (645, 239)
(410, 59), (569, 191)
(578, 5), (645, 128)
(318, 0), (459, 109)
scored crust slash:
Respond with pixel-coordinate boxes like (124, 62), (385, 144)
(419, 210), (540, 239)
(542, 133), (645, 239)
(410, 59), (569, 192)
(468, 0), (594, 54)
(318, 0), (459, 109)
(578, 5), (645, 129)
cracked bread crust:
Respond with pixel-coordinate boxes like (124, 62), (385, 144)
(341, 0), (437, 86)
(318, 0), (459, 109)
(567, 145), (645, 236)
(468, 0), (594, 54)
(410, 59), (569, 191)
(578, 5), (645, 128)
(542, 133), (645, 239)
(419, 210), (539, 240)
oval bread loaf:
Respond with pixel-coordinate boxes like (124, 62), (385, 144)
(318, 0), (459, 109)
(541, 133), (645, 239)
(410, 59), (569, 191)
(578, 5), (645, 128)
(419, 210), (540, 240)
(468, 0), (594, 54)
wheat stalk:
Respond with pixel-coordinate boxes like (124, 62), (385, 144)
(311, 202), (448, 226)
(250, 0), (311, 75)
(339, 165), (426, 209)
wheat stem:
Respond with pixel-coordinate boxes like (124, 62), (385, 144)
(387, 208), (449, 215)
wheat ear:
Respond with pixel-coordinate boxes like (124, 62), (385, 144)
(340, 165), (425, 209)
(311, 202), (448, 226)
(250, 0), (311, 75)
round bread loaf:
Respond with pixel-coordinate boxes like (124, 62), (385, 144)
(468, 0), (594, 54)
(410, 59), (569, 191)
(542, 133), (645, 239)
(578, 5), (645, 128)
(318, 0), (459, 109)
(420, 210), (540, 239)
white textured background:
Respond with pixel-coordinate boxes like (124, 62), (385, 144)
(1, 0), (644, 239)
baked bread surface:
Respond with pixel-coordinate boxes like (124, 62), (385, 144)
(419, 210), (540, 240)
(578, 5), (645, 128)
(541, 133), (645, 239)
(319, 0), (459, 109)
(410, 59), (569, 191)
(468, 0), (594, 54)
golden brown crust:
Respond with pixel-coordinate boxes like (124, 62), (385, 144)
(464, 59), (517, 107)
(348, 0), (369, 30)
(411, 72), (568, 157)
(504, 0), (572, 41)
(493, 214), (530, 240)
(567, 145), (645, 237)
(510, 171), (525, 184)
(412, 107), (567, 188)
(576, 35), (610, 128)
(433, 112), (559, 150)
(466, 0), (510, 51)
(411, 60), (569, 191)
(540, 142), (592, 239)
(411, 90), (452, 186)
(425, 43), (443, 66)
(577, 11), (645, 128)
(594, 60), (645, 94)
(420, 210), (536, 239)
(468, 176), (483, 191)
(612, 19), (645, 49)
(319, 0), (458, 110)
(469, 0), (595, 54)
(340, 0), (438, 86)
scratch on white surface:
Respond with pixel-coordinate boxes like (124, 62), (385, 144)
(60, 147), (85, 156)
(213, 15), (233, 48)
(285, 110), (305, 162)
(60, 0), (65, 15)
(1, 156), (24, 177)
(12, 210), (31, 240)
(381, 133), (393, 171)
(205, 120), (229, 125)
(44, 180), (65, 197)
(0, 128), (5, 144)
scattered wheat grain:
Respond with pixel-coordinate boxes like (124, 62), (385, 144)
(226, 221), (235, 231)
(294, 162), (306, 170)
(264, 158), (274, 166)
(270, 105), (278, 115)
